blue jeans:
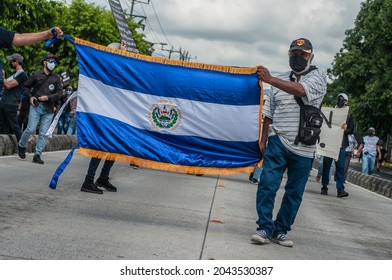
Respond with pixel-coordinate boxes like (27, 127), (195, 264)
(317, 156), (334, 178)
(256, 135), (312, 238)
(321, 147), (347, 192)
(66, 115), (77, 135)
(19, 103), (54, 156)
(362, 153), (376, 175)
(57, 111), (69, 134)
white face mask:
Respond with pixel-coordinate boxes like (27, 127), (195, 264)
(47, 62), (56, 71)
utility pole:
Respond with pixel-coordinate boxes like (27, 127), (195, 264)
(123, 0), (196, 61)
(161, 46), (180, 59)
(179, 48), (197, 62)
(160, 46), (196, 61)
(125, 0), (150, 30)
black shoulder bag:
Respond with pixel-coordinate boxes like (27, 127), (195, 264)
(290, 67), (331, 146)
(294, 95), (324, 145)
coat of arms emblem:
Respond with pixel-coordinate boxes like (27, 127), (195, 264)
(149, 100), (181, 131)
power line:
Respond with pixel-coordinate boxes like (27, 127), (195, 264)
(122, 0), (148, 30)
(122, 0), (168, 58)
(149, 0), (173, 47)
(148, 0), (195, 61)
(139, 5), (169, 57)
(122, 0), (195, 61)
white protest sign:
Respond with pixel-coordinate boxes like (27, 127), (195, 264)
(316, 107), (349, 161)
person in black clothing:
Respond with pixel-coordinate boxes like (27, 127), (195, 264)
(81, 158), (117, 194)
(80, 42), (125, 194)
(18, 54), (63, 164)
(321, 93), (354, 197)
(376, 145), (387, 172)
(18, 94), (30, 131)
(0, 53), (28, 142)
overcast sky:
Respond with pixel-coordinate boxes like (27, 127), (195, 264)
(87, 0), (364, 74)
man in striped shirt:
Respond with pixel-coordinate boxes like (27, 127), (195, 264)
(251, 38), (327, 247)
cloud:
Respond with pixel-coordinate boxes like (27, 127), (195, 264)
(91, 0), (363, 73)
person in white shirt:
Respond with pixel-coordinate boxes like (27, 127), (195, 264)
(357, 127), (381, 175)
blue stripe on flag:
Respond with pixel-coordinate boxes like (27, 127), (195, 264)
(77, 112), (261, 168)
(75, 44), (260, 106)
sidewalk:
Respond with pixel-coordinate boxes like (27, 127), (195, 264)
(313, 158), (392, 199)
(350, 159), (392, 176)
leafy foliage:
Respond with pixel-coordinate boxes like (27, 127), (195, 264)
(1, 0), (153, 89)
(0, 0), (65, 76)
(330, 0), (392, 139)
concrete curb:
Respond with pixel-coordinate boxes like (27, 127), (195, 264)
(313, 159), (391, 199)
(0, 134), (78, 156)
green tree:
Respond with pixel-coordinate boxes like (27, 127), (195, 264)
(0, 0), (66, 76)
(330, 0), (392, 139)
(1, 0), (153, 88)
(50, 0), (153, 87)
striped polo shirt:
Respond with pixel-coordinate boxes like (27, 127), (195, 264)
(263, 68), (327, 158)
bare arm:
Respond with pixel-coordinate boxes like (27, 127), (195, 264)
(259, 117), (272, 153)
(2, 70), (19, 89)
(260, 117), (272, 146)
(12, 27), (63, 46)
(3, 78), (19, 89)
(377, 145), (382, 159)
(257, 65), (306, 97)
(357, 144), (364, 157)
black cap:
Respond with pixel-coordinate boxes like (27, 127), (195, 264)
(289, 38), (313, 53)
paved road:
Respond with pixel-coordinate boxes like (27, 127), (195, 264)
(0, 150), (391, 260)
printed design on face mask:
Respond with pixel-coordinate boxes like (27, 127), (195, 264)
(149, 100), (182, 132)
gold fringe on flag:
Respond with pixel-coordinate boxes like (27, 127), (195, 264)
(79, 148), (254, 175)
(75, 38), (258, 75)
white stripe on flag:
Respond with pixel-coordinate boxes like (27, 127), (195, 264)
(77, 75), (260, 142)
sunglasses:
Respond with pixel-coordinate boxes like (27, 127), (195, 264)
(46, 59), (57, 63)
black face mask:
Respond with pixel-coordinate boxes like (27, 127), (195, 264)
(337, 99), (345, 108)
(289, 55), (308, 73)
